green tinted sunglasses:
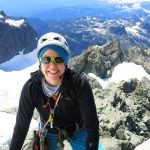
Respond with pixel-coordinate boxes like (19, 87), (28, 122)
(40, 56), (64, 64)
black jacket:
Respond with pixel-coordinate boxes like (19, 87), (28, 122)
(9, 68), (99, 150)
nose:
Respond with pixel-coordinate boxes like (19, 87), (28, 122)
(48, 61), (58, 69)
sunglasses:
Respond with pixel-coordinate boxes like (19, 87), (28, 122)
(40, 56), (64, 64)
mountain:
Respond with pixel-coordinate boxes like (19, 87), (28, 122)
(29, 16), (150, 57)
(1, 1), (150, 63)
(0, 11), (38, 63)
(69, 40), (150, 78)
(0, 1), (150, 63)
(26, 1), (150, 21)
(25, 1), (150, 57)
(1, 0), (150, 18)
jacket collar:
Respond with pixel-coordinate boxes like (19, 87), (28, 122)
(30, 68), (74, 93)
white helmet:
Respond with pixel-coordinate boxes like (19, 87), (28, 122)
(37, 32), (70, 57)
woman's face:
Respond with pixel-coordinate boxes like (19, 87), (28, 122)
(41, 49), (65, 86)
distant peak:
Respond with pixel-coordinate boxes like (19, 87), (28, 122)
(0, 11), (7, 18)
(0, 11), (26, 28)
(5, 18), (25, 27)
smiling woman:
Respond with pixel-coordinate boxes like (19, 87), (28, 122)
(9, 32), (102, 150)
(40, 50), (66, 86)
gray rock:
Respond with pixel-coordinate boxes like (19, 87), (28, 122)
(94, 78), (150, 149)
(69, 40), (123, 78)
(124, 46), (150, 74)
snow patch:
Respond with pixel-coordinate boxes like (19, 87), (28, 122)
(0, 112), (38, 145)
(0, 49), (38, 71)
(0, 14), (4, 19)
(109, 62), (150, 82)
(89, 62), (150, 88)
(5, 19), (25, 27)
(134, 139), (150, 150)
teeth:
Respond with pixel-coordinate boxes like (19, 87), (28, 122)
(48, 71), (58, 74)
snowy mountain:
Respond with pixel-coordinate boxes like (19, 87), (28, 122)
(26, 1), (150, 21)
(23, 2), (150, 57)
(0, 11), (37, 64)
(1, 1), (150, 63)
(32, 16), (150, 56)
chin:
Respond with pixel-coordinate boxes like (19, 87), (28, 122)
(49, 82), (60, 86)
(47, 78), (61, 86)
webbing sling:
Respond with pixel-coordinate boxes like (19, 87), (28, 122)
(39, 93), (62, 150)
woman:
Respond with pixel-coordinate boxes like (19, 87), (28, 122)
(9, 32), (101, 150)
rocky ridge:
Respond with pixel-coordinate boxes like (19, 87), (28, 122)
(69, 40), (123, 78)
(93, 77), (150, 150)
(69, 40), (150, 77)
(68, 41), (150, 149)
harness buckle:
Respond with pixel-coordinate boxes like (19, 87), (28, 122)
(40, 127), (48, 138)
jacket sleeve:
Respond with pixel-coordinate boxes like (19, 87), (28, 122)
(77, 78), (99, 150)
(9, 81), (35, 150)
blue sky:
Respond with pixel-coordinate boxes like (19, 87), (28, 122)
(0, 0), (98, 16)
(0, 0), (150, 16)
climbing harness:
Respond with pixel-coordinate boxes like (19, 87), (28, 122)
(33, 92), (81, 150)
(40, 93), (62, 150)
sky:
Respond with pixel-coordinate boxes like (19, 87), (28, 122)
(0, 0), (97, 16)
(0, 50), (150, 147)
(0, 0), (150, 16)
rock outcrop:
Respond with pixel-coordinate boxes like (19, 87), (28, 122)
(69, 40), (150, 78)
(124, 46), (150, 74)
(69, 40), (123, 78)
(92, 77), (150, 150)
